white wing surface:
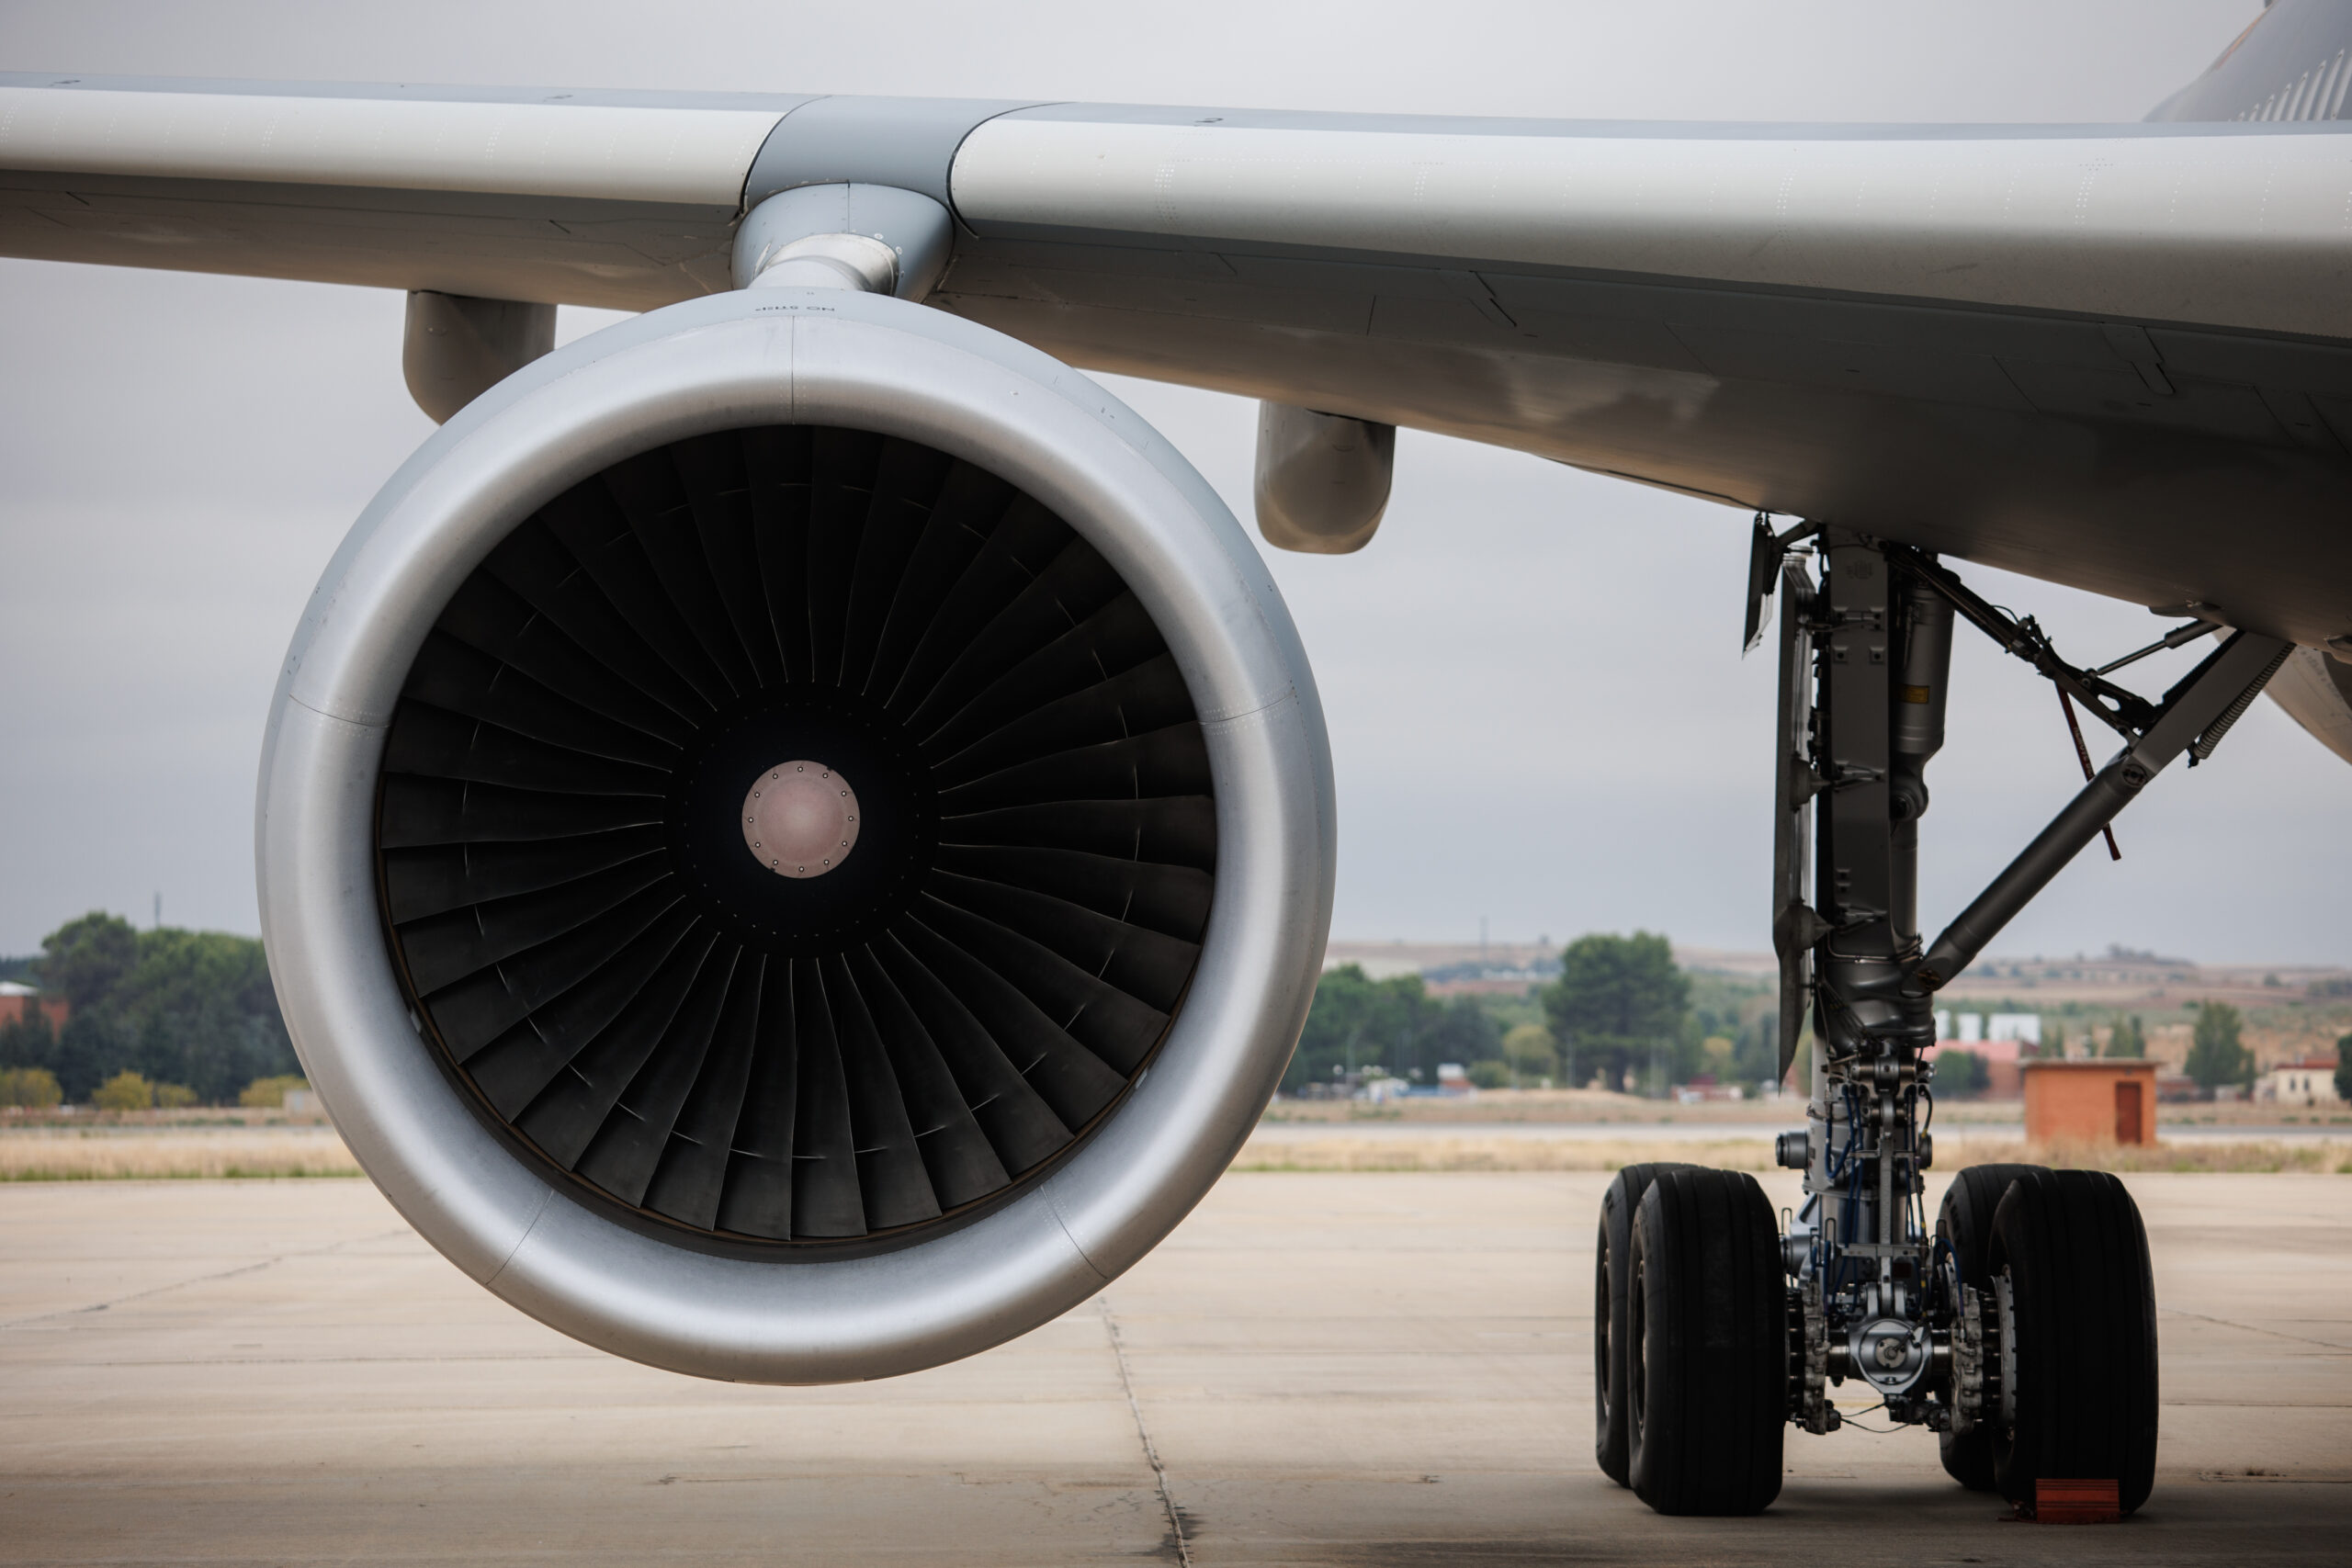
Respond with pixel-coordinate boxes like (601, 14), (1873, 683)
(4, 74), (2351, 662)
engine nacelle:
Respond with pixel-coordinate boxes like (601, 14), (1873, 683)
(2268, 645), (2352, 766)
(256, 289), (1334, 1383)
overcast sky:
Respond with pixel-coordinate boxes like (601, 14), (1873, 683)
(6, 0), (2337, 966)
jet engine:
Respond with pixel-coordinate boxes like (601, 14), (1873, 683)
(2268, 646), (2352, 766)
(255, 288), (1335, 1383)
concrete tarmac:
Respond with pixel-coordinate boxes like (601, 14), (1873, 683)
(3, 1170), (2346, 1565)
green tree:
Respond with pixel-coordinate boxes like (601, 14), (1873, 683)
(1287, 966), (1500, 1092)
(22, 915), (297, 1103)
(0, 1000), (60, 1082)
(1499, 1023), (1558, 1084)
(2105, 1015), (2146, 1058)
(2184, 1000), (2254, 1090)
(2335, 1033), (2351, 1104)
(40, 913), (140, 1012)
(0, 1066), (62, 1109)
(92, 1070), (153, 1112)
(115, 928), (297, 1104)
(240, 1075), (310, 1109)
(1686, 971), (1778, 1085)
(1935, 1048), (1990, 1098)
(1542, 931), (1690, 1094)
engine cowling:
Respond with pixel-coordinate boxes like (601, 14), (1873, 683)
(256, 289), (1334, 1383)
(2268, 645), (2352, 766)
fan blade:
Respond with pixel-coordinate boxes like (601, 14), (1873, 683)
(435, 570), (699, 747)
(423, 890), (692, 1061)
(925, 874), (1198, 1015)
(379, 777), (662, 849)
(575, 945), (749, 1206)
(479, 516), (716, 723)
(933, 843), (1212, 944)
(644, 949), (771, 1232)
(883, 495), (1070, 716)
(940, 797), (1217, 872)
(916, 593), (1165, 763)
(405, 631), (682, 771)
(820, 953), (943, 1230)
(842, 946), (1010, 1209)
(744, 424), (815, 686)
(894, 913), (1128, 1130)
(861, 460), (1017, 703)
(395, 856), (676, 997)
(868, 931), (1072, 1175)
(927, 655), (1194, 792)
(900, 538), (1127, 739)
(516, 931), (726, 1167)
(807, 428), (886, 686)
(463, 909), (707, 1117)
(788, 956), (867, 1239)
(914, 891), (1175, 1075)
(934, 725), (1211, 817)
(383, 829), (666, 923)
(669, 431), (787, 690)
(602, 447), (763, 698)
(838, 438), (956, 692)
(537, 479), (737, 709)
(385, 703), (672, 797)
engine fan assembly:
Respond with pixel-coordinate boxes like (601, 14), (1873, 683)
(257, 289), (1334, 1382)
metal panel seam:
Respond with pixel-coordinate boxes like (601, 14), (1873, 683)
(481, 1186), (558, 1289)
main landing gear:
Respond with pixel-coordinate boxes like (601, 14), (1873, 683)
(1595, 526), (2285, 1516)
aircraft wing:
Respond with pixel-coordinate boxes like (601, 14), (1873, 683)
(6, 73), (2352, 667)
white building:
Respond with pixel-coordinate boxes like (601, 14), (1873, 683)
(1988, 1013), (2042, 1045)
(2256, 1059), (2344, 1106)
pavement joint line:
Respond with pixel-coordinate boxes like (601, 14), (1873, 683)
(0, 1227), (411, 1330)
(1098, 1295), (1193, 1568)
(2160, 1308), (2352, 1352)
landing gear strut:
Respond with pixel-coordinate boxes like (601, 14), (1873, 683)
(1595, 525), (2289, 1516)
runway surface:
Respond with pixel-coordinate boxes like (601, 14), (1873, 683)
(4, 1170), (2346, 1564)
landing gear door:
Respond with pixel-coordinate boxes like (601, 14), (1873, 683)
(1772, 555), (1817, 1083)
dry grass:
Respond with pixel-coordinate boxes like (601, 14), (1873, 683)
(1232, 1133), (2352, 1175)
(1951, 1137), (2352, 1175)
(1231, 1135), (1780, 1172)
(0, 1129), (360, 1181)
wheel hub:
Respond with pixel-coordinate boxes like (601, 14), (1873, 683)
(1850, 1314), (1929, 1394)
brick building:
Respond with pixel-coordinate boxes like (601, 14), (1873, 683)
(0, 982), (67, 1030)
(2023, 1060), (2159, 1146)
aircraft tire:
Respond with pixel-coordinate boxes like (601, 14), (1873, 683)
(1626, 1167), (1786, 1516)
(1934, 1162), (2047, 1489)
(1594, 1162), (1694, 1485)
(1988, 1168), (2160, 1514)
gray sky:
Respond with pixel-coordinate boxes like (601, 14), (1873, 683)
(6, 0), (2335, 965)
